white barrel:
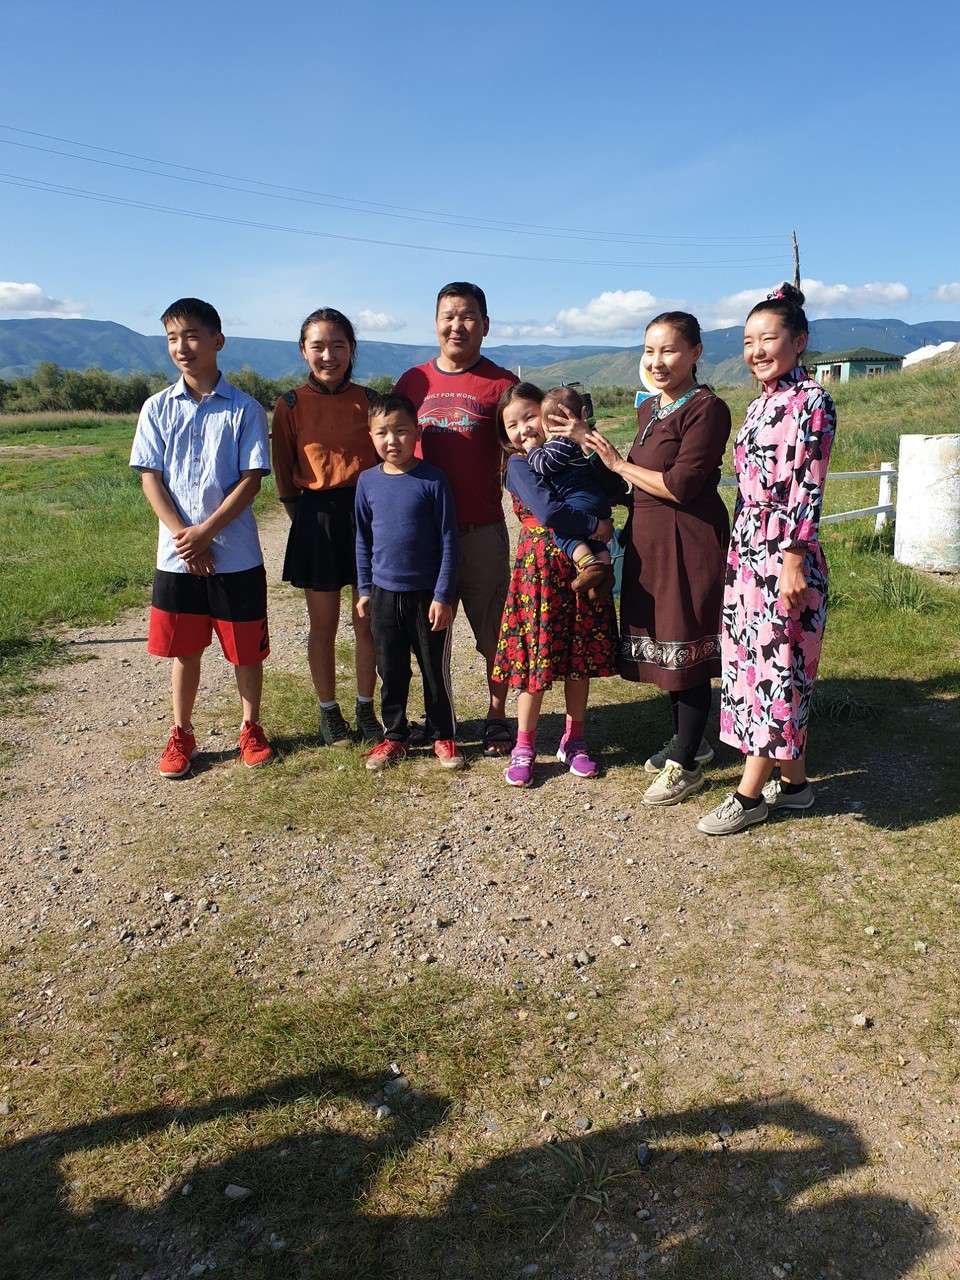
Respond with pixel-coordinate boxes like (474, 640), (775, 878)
(894, 434), (960, 571)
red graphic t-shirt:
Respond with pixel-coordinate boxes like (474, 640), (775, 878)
(394, 356), (518, 525)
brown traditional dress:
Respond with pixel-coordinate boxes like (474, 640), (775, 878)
(619, 387), (731, 690)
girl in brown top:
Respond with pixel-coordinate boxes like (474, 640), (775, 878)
(272, 308), (379, 746)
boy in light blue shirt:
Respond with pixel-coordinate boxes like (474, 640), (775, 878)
(130, 297), (274, 778)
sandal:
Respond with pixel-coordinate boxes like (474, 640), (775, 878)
(482, 718), (513, 757)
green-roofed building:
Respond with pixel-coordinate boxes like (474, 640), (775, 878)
(812, 348), (903, 383)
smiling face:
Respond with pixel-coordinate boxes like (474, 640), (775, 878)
(369, 408), (421, 473)
(435, 294), (489, 371)
(742, 312), (807, 384)
(500, 397), (546, 454)
(641, 323), (702, 402)
(300, 319), (354, 387)
(164, 316), (224, 390)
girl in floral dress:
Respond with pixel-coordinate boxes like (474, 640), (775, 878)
(492, 384), (621, 788)
(698, 284), (837, 835)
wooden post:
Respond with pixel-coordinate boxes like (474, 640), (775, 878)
(876, 461), (895, 533)
(791, 231), (801, 290)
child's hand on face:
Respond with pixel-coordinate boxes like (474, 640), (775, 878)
(545, 403), (589, 442)
(356, 595), (371, 618)
(429, 601), (452, 631)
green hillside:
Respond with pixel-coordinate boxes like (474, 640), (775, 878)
(520, 349), (752, 390)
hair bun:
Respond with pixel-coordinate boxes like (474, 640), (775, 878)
(768, 282), (805, 306)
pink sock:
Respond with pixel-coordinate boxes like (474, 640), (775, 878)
(565, 717), (585, 741)
(517, 729), (536, 753)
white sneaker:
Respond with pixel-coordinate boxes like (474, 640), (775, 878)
(697, 793), (769, 836)
(762, 779), (815, 811)
(642, 761), (705, 807)
(644, 735), (714, 774)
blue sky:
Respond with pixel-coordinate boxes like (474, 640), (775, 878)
(1, 0), (957, 348)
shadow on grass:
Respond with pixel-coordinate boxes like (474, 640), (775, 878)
(0, 1080), (939, 1279)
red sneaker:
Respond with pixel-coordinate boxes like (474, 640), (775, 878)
(434, 739), (465, 770)
(238, 720), (274, 768)
(158, 725), (197, 779)
(362, 739), (407, 771)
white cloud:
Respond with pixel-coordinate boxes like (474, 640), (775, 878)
(934, 282), (960, 303)
(494, 277), (917, 347)
(0, 280), (84, 316)
(697, 287), (769, 329)
(493, 320), (565, 340)
(554, 289), (660, 337)
(494, 289), (663, 341)
(800, 278), (910, 313)
(696, 279), (911, 328)
(356, 309), (405, 333)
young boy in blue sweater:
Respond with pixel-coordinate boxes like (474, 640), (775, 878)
(355, 394), (463, 770)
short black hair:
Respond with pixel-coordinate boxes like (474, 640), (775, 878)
(368, 391), (419, 426)
(541, 385), (586, 420)
(436, 281), (488, 320)
(160, 297), (222, 334)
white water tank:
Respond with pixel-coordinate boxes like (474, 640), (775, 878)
(894, 434), (960, 571)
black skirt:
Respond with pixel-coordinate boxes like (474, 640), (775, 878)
(282, 487), (358, 592)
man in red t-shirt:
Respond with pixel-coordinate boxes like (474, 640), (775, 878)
(394, 282), (518, 754)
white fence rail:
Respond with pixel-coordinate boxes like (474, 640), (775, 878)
(719, 462), (896, 534)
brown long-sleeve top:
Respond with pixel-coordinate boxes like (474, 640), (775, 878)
(271, 380), (377, 500)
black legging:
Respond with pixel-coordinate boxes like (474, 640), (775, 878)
(669, 680), (713, 771)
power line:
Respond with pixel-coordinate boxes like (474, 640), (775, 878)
(0, 122), (787, 249)
(0, 172), (790, 270)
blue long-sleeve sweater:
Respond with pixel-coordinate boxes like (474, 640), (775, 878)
(504, 455), (611, 540)
(355, 460), (459, 603)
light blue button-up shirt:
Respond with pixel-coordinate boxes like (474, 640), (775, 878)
(130, 374), (270, 574)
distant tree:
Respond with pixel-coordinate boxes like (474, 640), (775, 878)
(227, 366), (288, 409)
(590, 385), (636, 411)
(365, 374), (394, 394)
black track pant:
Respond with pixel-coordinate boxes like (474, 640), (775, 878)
(370, 587), (456, 741)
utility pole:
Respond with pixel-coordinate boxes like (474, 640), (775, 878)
(791, 230), (801, 290)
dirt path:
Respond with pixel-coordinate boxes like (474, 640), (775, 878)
(1, 508), (957, 1279)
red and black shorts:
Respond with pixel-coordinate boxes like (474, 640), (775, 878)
(148, 565), (270, 666)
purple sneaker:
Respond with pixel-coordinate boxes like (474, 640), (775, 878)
(505, 748), (535, 788)
(557, 734), (598, 779)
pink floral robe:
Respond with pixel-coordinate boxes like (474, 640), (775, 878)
(719, 367), (836, 758)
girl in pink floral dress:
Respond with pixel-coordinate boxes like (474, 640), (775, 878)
(698, 284), (836, 836)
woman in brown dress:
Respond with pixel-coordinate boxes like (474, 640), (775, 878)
(553, 312), (730, 805)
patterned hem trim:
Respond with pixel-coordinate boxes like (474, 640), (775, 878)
(620, 635), (721, 671)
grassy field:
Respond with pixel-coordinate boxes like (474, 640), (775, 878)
(0, 413), (278, 698)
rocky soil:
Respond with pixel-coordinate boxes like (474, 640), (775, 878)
(1, 510), (957, 1280)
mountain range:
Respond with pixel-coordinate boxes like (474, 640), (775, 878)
(3, 317), (960, 387)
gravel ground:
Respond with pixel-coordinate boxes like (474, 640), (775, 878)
(2, 509), (957, 1280)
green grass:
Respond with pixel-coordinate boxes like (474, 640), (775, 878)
(0, 413), (279, 698)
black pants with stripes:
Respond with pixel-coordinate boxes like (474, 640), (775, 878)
(370, 587), (456, 742)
